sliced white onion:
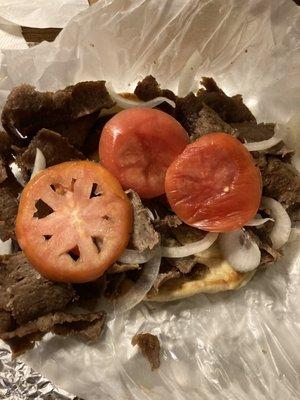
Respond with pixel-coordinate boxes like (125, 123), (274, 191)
(161, 232), (218, 258)
(177, 50), (202, 97)
(245, 215), (273, 226)
(261, 197), (291, 249)
(243, 136), (282, 152)
(30, 148), (46, 180)
(10, 162), (26, 186)
(0, 238), (12, 255)
(113, 250), (161, 314)
(219, 230), (261, 272)
(146, 208), (155, 221)
(118, 248), (157, 264)
(106, 81), (175, 109)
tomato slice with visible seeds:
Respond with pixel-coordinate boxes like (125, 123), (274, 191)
(165, 133), (262, 232)
(16, 161), (132, 283)
(99, 108), (189, 198)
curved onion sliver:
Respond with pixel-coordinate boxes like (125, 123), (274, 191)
(106, 82), (175, 109)
(219, 230), (261, 272)
(10, 162), (26, 187)
(113, 249), (161, 314)
(243, 136), (282, 152)
(161, 232), (218, 258)
(261, 197), (291, 249)
(30, 148), (46, 180)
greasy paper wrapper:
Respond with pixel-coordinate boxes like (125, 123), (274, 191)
(0, 0), (89, 29)
(1, 1), (300, 399)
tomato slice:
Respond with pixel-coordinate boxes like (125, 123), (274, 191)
(99, 108), (189, 198)
(165, 133), (262, 232)
(16, 161), (132, 283)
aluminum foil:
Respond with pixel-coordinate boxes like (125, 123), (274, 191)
(0, 1), (299, 399)
(0, 343), (75, 399)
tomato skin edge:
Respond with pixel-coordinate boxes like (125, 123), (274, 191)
(165, 133), (262, 232)
(16, 160), (133, 283)
(99, 108), (189, 199)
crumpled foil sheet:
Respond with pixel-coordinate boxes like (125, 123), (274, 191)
(0, 343), (76, 399)
(0, 0), (299, 399)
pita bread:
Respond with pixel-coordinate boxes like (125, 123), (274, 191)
(146, 243), (255, 302)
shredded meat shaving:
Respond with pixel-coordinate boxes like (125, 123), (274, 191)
(168, 256), (200, 274)
(0, 165), (22, 241)
(132, 332), (161, 370)
(0, 131), (12, 156)
(154, 214), (182, 232)
(152, 268), (181, 293)
(0, 311), (106, 357)
(107, 262), (141, 274)
(189, 104), (234, 142)
(127, 190), (160, 251)
(176, 77), (255, 136)
(257, 156), (300, 207)
(0, 158), (7, 183)
(0, 252), (76, 324)
(16, 128), (85, 178)
(247, 229), (282, 266)
(1, 81), (114, 147)
(198, 77), (256, 123)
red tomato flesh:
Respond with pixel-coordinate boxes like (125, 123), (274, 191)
(165, 133), (262, 232)
(99, 108), (189, 198)
(16, 161), (132, 283)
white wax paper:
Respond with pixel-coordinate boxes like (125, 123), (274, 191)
(0, 30), (27, 86)
(0, 0), (89, 28)
(0, 0), (300, 399)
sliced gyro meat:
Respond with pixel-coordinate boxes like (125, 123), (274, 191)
(1, 81), (114, 147)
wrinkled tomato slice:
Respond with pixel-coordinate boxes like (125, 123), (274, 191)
(16, 161), (132, 283)
(165, 133), (262, 232)
(99, 108), (189, 198)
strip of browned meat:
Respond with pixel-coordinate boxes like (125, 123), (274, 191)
(127, 190), (160, 252)
(0, 165), (22, 241)
(1, 311), (106, 357)
(132, 332), (161, 370)
(15, 128), (85, 179)
(257, 156), (300, 207)
(176, 77), (255, 136)
(0, 252), (77, 324)
(1, 81), (114, 147)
